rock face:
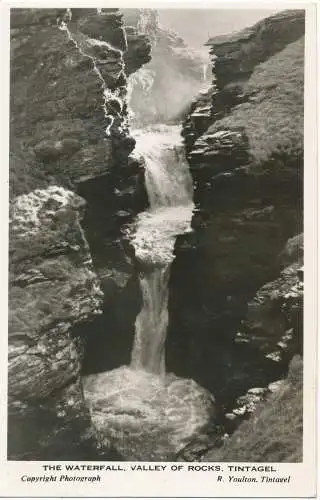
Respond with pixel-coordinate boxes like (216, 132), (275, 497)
(8, 187), (107, 459)
(240, 249), (303, 363)
(9, 8), (152, 459)
(10, 8), (150, 196)
(167, 9), (304, 455)
(122, 8), (210, 125)
(83, 366), (215, 460)
(9, 188), (103, 398)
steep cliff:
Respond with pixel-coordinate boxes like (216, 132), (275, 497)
(168, 10), (304, 459)
(9, 8), (151, 459)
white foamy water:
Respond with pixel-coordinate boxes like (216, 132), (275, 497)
(131, 266), (170, 373)
(133, 125), (193, 209)
(130, 205), (193, 265)
(129, 125), (194, 375)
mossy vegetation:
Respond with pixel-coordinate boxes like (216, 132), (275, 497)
(209, 37), (304, 165)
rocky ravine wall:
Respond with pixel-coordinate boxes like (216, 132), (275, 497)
(168, 10), (304, 461)
(9, 8), (151, 459)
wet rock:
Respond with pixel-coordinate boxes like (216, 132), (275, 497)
(11, 9), (113, 194)
(8, 379), (119, 460)
(124, 29), (152, 75)
(74, 10), (128, 51)
(34, 138), (81, 161)
(10, 5), (149, 382)
(182, 87), (215, 152)
(188, 128), (250, 181)
(268, 379), (285, 393)
(83, 366), (216, 460)
(224, 386), (269, 432)
(9, 7), (152, 460)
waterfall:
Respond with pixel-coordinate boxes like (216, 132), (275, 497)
(80, 20), (216, 461)
(129, 125), (194, 375)
(131, 266), (170, 374)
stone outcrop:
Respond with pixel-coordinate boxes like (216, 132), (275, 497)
(183, 10), (304, 163)
(9, 188), (103, 398)
(122, 8), (210, 125)
(167, 10), (304, 452)
(8, 187), (108, 459)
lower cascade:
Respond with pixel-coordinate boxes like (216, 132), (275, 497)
(83, 125), (216, 460)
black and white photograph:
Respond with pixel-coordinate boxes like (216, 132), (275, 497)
(4, 2), (317, 491)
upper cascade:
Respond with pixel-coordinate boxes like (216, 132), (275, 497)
(133, 126), (193, 209)
(128, 125), (194, 266)
(121, 8), (211, 125)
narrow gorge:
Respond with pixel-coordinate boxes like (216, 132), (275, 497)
(9, 7), (304, 463)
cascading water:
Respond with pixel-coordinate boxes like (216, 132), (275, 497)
(129, 126), (194, 375)
(83, 52), (215, 462)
